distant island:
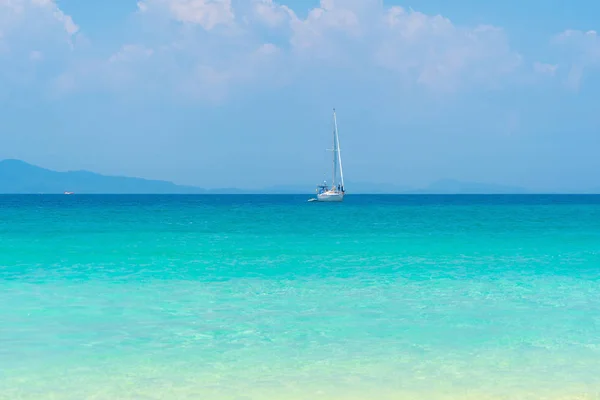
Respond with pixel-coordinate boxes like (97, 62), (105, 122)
(0, 158), (551, 195)
(0, 159), (205, 194)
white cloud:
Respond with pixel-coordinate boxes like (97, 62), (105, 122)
(533, 62), (558, 76)
(553, 30), (600, 89)
(34, 0), (79, 36)
(375, 8), (521, 90)
(292, 0), (363, 40)
(248, 1), (521, 90)
(5, 0), (528, 99)
(0, 0), (79, 38)
(256, 42), (278, 55)
(137, 0), (234, 30)
(0, 0), (79, 70)
(52, 44), (156, 95)
(108, 44), (154, 63)
(54, 37), (281, 104)
(251, 0), (294, 28)
(0, 0), (80, 85)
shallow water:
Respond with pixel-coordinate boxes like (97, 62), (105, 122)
(1, 195), (599, 399)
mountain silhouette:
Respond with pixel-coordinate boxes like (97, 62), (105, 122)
(0, 159), (205, 194)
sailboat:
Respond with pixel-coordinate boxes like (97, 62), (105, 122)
(313, 108), (345, 202)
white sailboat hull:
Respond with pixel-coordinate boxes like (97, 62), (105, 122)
(317, 191), (344, 202)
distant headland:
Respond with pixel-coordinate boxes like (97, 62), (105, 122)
(0, 159), (205, 194)
(0, 159), (586, 194)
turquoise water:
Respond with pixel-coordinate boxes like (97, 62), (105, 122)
(1, 195), (600, 399)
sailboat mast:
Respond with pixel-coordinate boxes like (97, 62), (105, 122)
(332, 108), (337, 189)
(333, 109), (344, 189)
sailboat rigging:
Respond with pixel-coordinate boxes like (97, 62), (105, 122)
(312, 108), (345, 202)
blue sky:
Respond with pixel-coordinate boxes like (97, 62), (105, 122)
(1, 0), (600, 191)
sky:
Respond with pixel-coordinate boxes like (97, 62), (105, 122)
(1, 0), (600, 191)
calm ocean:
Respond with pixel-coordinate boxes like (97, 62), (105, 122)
(1, 195), (599, 399)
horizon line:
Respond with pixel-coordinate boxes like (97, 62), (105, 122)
(2, 193), (600, 196)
